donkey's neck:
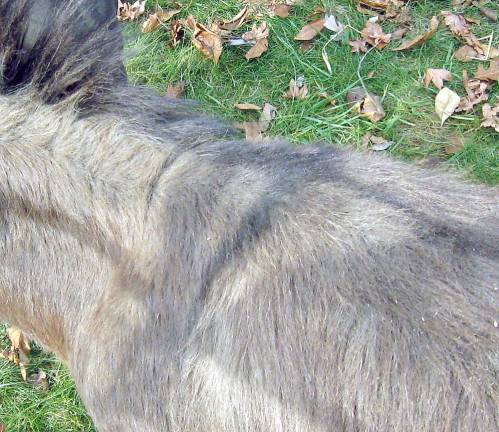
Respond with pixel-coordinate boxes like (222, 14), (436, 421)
(0, 94), (164, 360)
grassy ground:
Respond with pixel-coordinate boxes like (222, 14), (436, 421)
(0, 1), (498, 431)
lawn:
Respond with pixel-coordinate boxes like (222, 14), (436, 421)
(1, 0), (498, 431)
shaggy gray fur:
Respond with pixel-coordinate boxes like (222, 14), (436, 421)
(0, 1), (498, 431)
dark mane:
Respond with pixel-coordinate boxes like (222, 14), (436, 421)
(0, 0), (124, 106)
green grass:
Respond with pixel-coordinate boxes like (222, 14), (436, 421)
(0, 325), (93, 431)
(125, 0), (498, 184)
(0, 1), (498, 431)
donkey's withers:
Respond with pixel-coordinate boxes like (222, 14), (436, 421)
(0, 1), (498, 431)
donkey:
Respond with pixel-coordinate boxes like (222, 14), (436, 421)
(0, 1), (497, 431)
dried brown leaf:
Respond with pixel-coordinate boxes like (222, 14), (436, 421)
(457, 70), (491, 112)
(166, 82), (186, 99)
(453, 45), (479, 62)
(480, 103), (499, 132)
(475, 58), (499, 81)
(478, 7), (497, 22)
(347, 87), (385, 122)
(361, 21), (391, 49)
(393, 16), (439, 51)
(243, 22), (269, 42)
(246, 38), (269, 60)
(284, 78), (309, 100)
(349, 39), (368, 53)
(273, 4), (292, 18)
(142, 10), (181, 33)
(444, 133), (465, 155)
(117, 0), (146, 22)
(5, 328), (31, 381)
(294, 18), (325, 41)
(218, 7), (249, 31)
(192, 23), (223, 64)
(424, 69), (452, 90)
(235, 103), (277, 141)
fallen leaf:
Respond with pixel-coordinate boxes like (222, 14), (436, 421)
(478, 6), (497, 22)
(170, 20), (184, 47)
(191, 22), (223, 64)
(480, 103), (499, 132)
(324, 14), (345, 38)
(393, 16), (439, 51)
(27, 370), (49, 392)
(218, 7), (249, 31)
(117, 0), (146, 22)
(475, 58), (499, 81)
(299, 41), (314, 52)
(391, 27), (408, 41)
(246, 38), (269, 60)
(166, 81), (186, 99)
(235, 103), (262, 111)
(273, 4), (292, 18)
(349, 39), (368, 53)
(235, 103), (277, 141)
(444, 133), (464, 155)
(456, 69), (491, 112)
(347, 86), (385, 122)
(424, 68), (452, 89)
(294, 18), (325, 41)
(243, 22), (269, 42)
(362, 94), (386, 122)
(453, 45), (480, 62)
(142, 10), (181, 33)
(284, 77), (309, 100)
(441, 11), (494, 58)
(435, 87), (461, 125)
(361, 21), (391, 49)
(363, 133), (394, 151)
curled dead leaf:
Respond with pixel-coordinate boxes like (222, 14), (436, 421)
(218, 7), (249, 31)
(284, 77), (309, 100)
(456, 69), (491, 113)
(444, 133), (465, 155)
(142, 10), (181, 33)
(363, 133), (394, 151)
(243, 22), (269, 42)
(453, 45), (479, 62)
(393, 16), (439, 51)
(191, 22), (223, 64)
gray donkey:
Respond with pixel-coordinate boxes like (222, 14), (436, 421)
(0, 1), (497, 431)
